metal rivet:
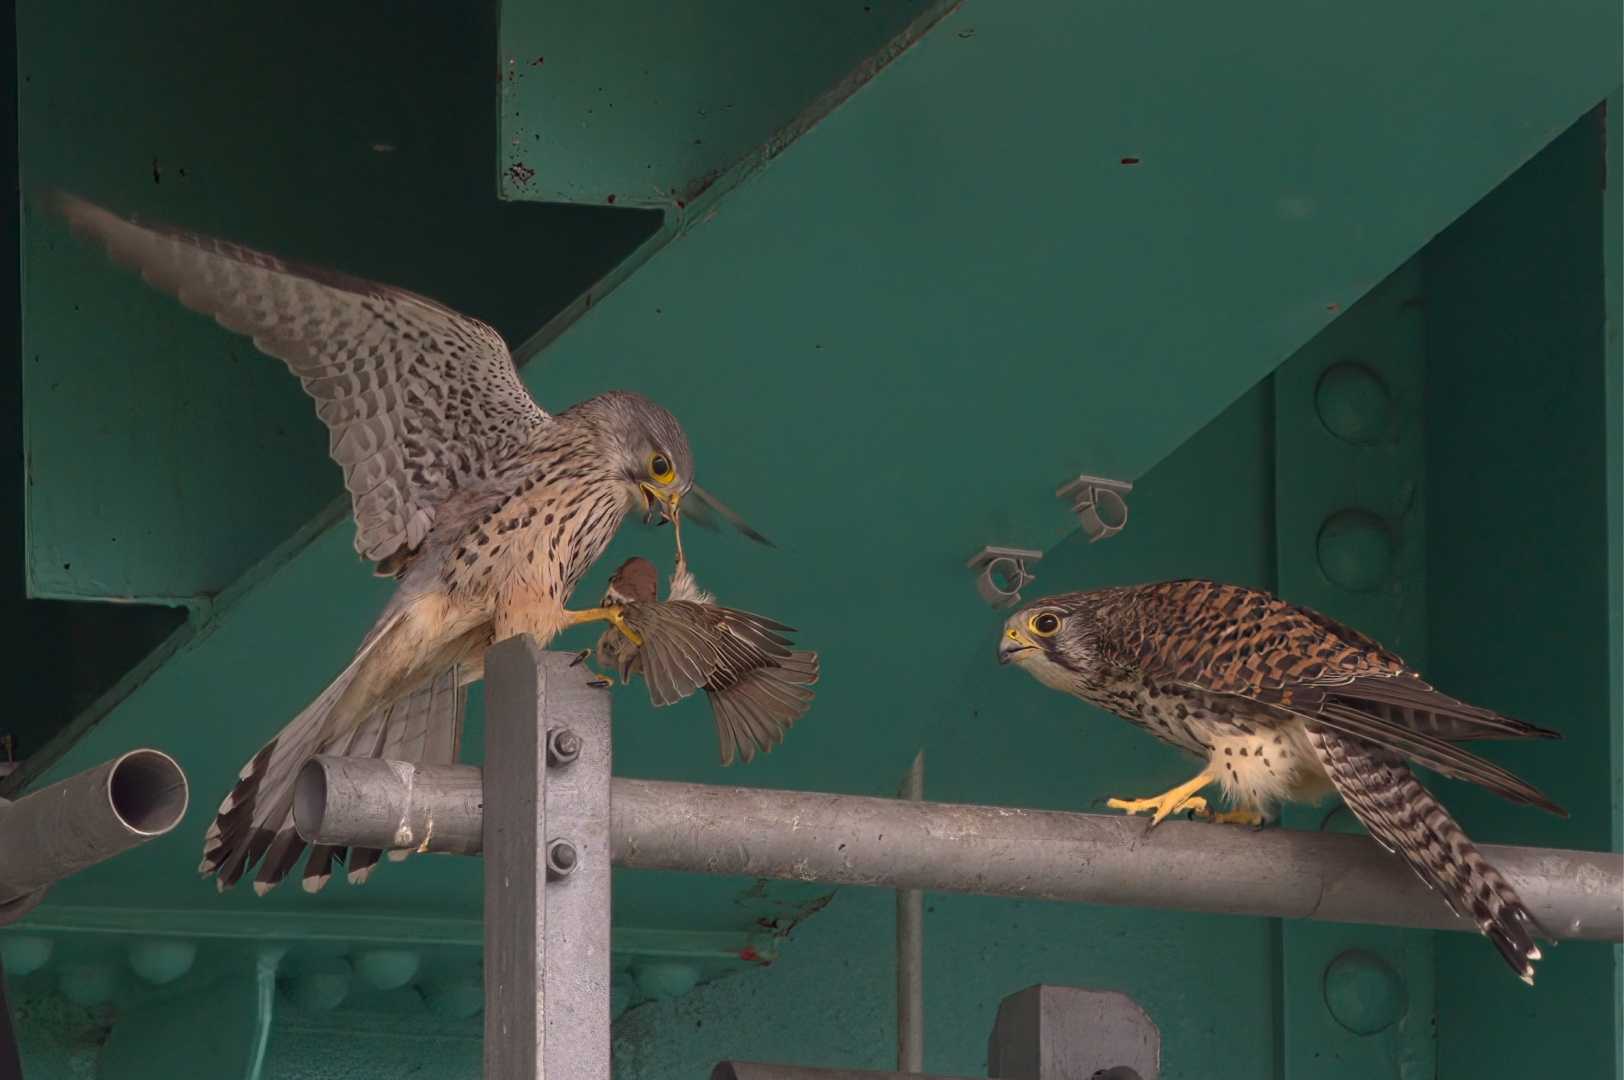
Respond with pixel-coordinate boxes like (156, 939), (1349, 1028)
(547, 728), (582, 767)
(57, 962), (117, 1006)
(283, 957), (353, 1012)
(127, 939), (196, 985)
(1315, 362), (1394, 446)
(546, 839), (578, 879)
(1323, 949), (1407, 1034)
(1, 935), (52, 976)
(354, 948), (421, 991)
(420, 977), (484, 1019)
(1316, 510), (1393, 593)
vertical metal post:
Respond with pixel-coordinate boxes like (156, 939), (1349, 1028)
(484, 638), (612, 1080)
(0, 958), (22, 1080)
(895, 751), (924, 1073)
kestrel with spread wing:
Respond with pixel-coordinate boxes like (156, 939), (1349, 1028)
(998, 579), (1563, 984)
(50, 193), (766, 894)
(589, 556), (819, 765)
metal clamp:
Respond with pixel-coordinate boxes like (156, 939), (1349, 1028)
(1056, 475), (1133, 542)
(966, 546), (1043, 609)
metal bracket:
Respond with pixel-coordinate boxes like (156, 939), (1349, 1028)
(966, 546), (1043, 609)
(1055, 475), (1133, 542)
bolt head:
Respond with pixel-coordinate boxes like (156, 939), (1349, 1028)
(548, 728), (582, 766)
(546, 839), (578, 878)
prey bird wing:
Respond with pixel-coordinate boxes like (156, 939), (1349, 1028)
(620, 599), (818, 765)
(48, 192), (550, 574)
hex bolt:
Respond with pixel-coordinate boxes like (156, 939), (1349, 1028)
(546, 838), (578, 880)
(547, 728), (582, 767)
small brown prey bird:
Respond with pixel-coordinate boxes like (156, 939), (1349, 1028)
(50, 193), (769, 894)
(586, 556), (819, 765)
(998, 579), (1564, 984)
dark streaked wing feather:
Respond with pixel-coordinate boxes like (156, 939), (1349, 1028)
(48, 192), (550, 571)
(1103, 579), (1562, 749)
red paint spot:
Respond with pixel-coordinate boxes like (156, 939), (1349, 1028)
(675, 199), (686, 209)
(1326, 303), (1340, 313)
(507, 162), (535, 187)
(606, 193), (617, 204)
(738, 946), (761, 962)
(1120, 156), (1141, 166)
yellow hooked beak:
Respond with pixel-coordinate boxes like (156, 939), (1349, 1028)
(998, 625), (1039, 665)
(641, 485), (686, 564)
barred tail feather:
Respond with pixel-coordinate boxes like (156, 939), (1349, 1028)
(1308, 727), (1545, 985)
(202, 660), (466, 896)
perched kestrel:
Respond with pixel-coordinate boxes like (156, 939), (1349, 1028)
(998, 579), (1564, 984)
(50, 193), (767, 894)
(588, 556), (819, 765)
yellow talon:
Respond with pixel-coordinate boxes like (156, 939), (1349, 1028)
(562, 606), (644, 647)
(1194, 807), (1268, 827)
(1103, 770), (1215, 827)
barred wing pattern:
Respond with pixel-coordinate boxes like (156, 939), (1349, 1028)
(52, 193), (550, 570)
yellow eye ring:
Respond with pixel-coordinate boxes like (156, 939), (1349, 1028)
(648, 452), (676, 485)
(1028, 612), (1061, 637)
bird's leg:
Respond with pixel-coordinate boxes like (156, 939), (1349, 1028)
(1191, 806), (1269, 828)
(1105, 770), (1215, 827)
(565, 648), (615, 688)
(561, 606), (643, 647)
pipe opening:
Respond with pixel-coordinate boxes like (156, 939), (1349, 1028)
(107, 750), (188, 836)
(292, 759), (328, 843)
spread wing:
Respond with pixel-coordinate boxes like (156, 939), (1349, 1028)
(621, 600), (819, 765)
(1105, 579), (1564, 814)
(49, 192), (551, 571)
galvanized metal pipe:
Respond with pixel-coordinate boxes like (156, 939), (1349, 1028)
(713, 1065), (973, 1080)
(0, 749), (189, 914)
(895, 752), (925, 1074)
(293, 758), (1624, 942)
(293, 757), (482, 856)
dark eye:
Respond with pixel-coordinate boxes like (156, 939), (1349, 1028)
(1030, 612), (1061, 636)
(648, 453), (675, 483)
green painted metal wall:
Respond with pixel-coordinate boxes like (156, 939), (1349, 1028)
(7, 0), (1622, 1076)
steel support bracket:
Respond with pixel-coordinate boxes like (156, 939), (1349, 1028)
(484, 637), (613, 1080)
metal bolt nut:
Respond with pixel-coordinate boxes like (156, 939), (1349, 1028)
(547, 728), (582, 767)
(546, 839), (578, 880)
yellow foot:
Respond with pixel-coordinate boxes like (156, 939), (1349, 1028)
(1106, 792), (1209, 826)
(1192, 807), (1268, 827)
(562, 606), (643, 647)
(1103, 770), (1215, 827)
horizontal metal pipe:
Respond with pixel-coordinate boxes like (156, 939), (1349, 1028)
(294, 758), (1624, 942)
(293, 758), (481, 855)
(0, 749), (189, 911)
(713, 1064), (973, 1080)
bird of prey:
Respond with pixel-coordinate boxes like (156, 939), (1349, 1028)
(997, 579), (1564, 984)
(49, 193), (768, 894)
(587, 555), (819, 765)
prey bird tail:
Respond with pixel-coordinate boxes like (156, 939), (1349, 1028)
(1306, 726), (1546, 985)
(709, 647), (819, 766)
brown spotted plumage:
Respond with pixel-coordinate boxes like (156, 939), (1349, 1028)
(998, 579), (1564, 985)
(590, 557), (819, 765)
(51, 193), (769, 896)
